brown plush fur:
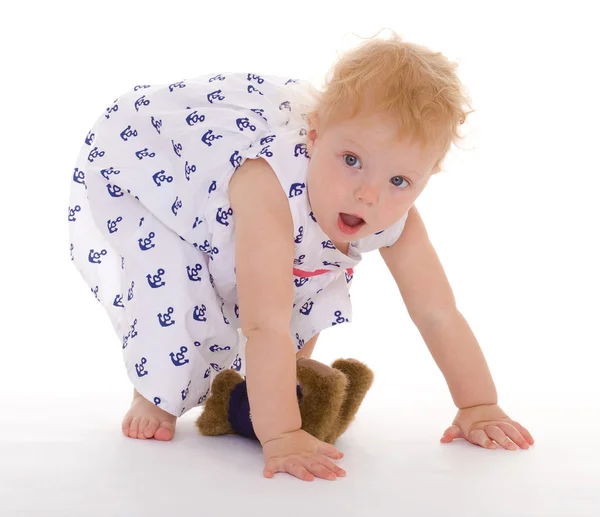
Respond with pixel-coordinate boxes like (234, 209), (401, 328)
(324, 358), (375, 443)
(195, 357), (374, 444)
(195, 369), (242, 436)
(296, 358), (348, 441)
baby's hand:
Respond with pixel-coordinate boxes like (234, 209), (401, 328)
(262, 429), (346, 482)
(441, 403), (535, 450)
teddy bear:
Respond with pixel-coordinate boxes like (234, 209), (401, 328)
(195, 357), (374, 444)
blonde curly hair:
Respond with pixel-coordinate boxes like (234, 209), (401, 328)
(304, 29), (475, 174)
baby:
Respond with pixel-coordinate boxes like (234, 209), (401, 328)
(68, 31), (534, 482)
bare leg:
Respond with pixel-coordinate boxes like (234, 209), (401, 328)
(296, 332), (320, 360)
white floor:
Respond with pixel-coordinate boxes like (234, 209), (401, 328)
(3, 1), (600, 514)
(4, 250), (600, 516)
(2, 391), (598, 517)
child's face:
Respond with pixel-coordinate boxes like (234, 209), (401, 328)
(306, 111), (440, 246)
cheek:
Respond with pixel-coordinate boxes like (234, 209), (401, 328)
(310, 155), (345, 202)
(316, 159), (337, 187)
(390, 201), (411, 223)
(325, 158), (347, 187)
(308, 163), (329, 203)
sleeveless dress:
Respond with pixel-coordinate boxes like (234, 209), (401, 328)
(68, 72), (408, 416)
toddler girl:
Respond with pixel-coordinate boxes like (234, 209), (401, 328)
(68, 31), (534, 482)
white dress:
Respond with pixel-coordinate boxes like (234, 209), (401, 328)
(68, 72), (408, 416)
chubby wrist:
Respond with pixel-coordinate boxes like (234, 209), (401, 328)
(244, 332), (303, 445)
(458, 400), (498, 410)
(259, 426), (302, 447)
(256, 417), (302, 446)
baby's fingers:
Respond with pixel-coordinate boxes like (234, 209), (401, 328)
(264, 460), (278, 479)
(317, 441), (344, 459)
(315, 455), (347, 478)
(468, 428), (498, 449)
(496, 422), (530, 449)
(300, 456), (345, 481)
(264, 459), (314, 482)
(511, 421), (535, 445)
(286, 459), (315, 482)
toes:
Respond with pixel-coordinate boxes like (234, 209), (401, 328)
(155, 421), (175, 441)
(122, 414), (133, 437)
(144, 418), (160, 439)
(128, 416), (141, 439)
(137, 418), (149, 440)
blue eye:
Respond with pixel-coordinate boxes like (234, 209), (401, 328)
(343, 154), (361, 168)
(391, 176), (409, 188)
(344, 153), (409, 189)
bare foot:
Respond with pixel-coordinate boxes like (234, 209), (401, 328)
(122, 389), (177, 441)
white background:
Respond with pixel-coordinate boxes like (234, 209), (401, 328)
(1, 1), (599, 516)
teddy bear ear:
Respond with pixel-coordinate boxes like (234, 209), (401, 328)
(195, 369), (243, 436)
(324, 359), (374, 444)
(296, 358), (349, 442)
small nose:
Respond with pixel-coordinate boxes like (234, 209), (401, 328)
(355, 182), (379, 206)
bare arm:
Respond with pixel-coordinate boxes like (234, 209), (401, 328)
(229, 157), (301, 444)
(418, 312), (497, 409)
(244, 330), (301, 443)
(379, 206), (497, 409)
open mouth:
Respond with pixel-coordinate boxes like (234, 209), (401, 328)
(338, 213), (365, 235)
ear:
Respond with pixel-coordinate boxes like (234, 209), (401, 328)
(305, 112), (320, 155)
(296, 358), (348, 442)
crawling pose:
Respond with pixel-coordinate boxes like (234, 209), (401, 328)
(68, 31), (534, 482)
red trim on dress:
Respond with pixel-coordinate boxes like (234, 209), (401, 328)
(293, 267), (354, 278)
